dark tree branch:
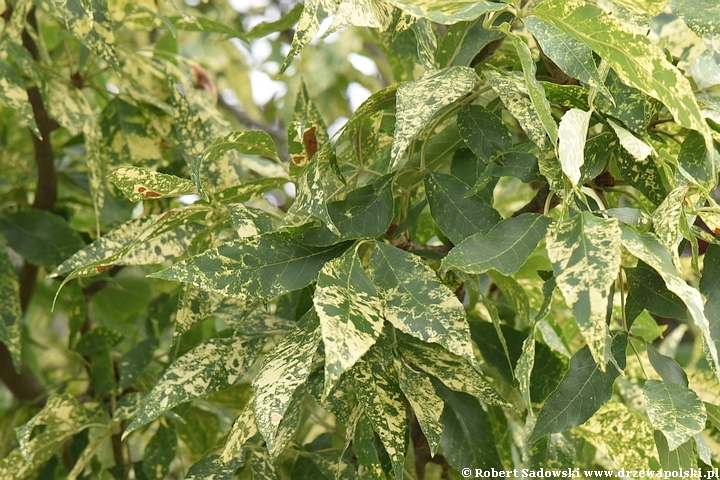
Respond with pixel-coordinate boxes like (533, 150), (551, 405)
(511, 184), (559, 217)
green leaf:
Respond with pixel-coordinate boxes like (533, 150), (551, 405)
(384, 0), (508, 25)
(119, 338), (158, 389)
(488, 270), (531, 326)
(576, 401), (659, 470)
(368, 242), (477, 367)
(516, 324), (537, 411)
(596, 71), (663, 133)
(531, 0), (709, 140)
(457, 105), (512, 161)
(396, 360), (444, 456)
(250, 449), (281, 480)
(142, 424), (177, 480)
(644, 380), (707, 451)
(227, 204), (275, 238)
(546, 212), (622, 367)
(443, 213), (552, 276)
(353, 415), (386, 480)
(529, 332), (628, 442)
(410, 18), (439, 71)
(253, 311), (321, 452)
(646, 342), (688, 387)
(244, 3), (304, 40)
(700, 244), (720, 383)
(671, 0), (720, 55)
(314, 248), (384, 399)
(0, 247), (22, 371)
(391, 66), (476, 168)
(621, 227), (720, 380)
(506, 30), (559, 146)
(327, 0), (394, 35)
(424, 171), (501, 244)
(124, 337), (264, 437)
(580, 132), (618, 185)
(149, 233), (350, 301)
(615, 148), (666, 206)
(399, 335), (511, 408)
(215, 178), (290, 205)
(437, 19), (505, 67)
(193, 131), (279, 198)
(350, 344), (407, 480)
(557, 108), (592, 186)
(185, 454), (245, 480)
(523, 17), (612, 102)
(654, 431), (697, 472)
(626, 261), (688, 321)
(0, 60), (41, 138)
(432, 380), (502, 470)
(109, 167), (197, 202)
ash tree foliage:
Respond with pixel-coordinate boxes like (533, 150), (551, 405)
(5, 0), (720, 478)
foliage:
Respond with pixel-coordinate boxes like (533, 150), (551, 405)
(2, 0), (720, 477)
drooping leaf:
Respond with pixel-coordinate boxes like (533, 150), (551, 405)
(221, 400), (258, 463)
(443, 213), (552, 276)
(457, 104), (512, 161)
(654, 431), (697, 472)
(109, 167), (197, 202)
(215, 178), (290, 205)
(700, 244), (720, 384)
(621, 227), (720, 379)
(644, 380), (707, 451)
(350, 343), (407, 480)
(576, 400), (659, 470)
(488, 270), (531, 326)
(185, 454), (245, 480)
(516, 324), (537, 412)
(314, 247), (384, 399)
(391, 66), (476, 168)
(595, 70), (663, 134)
(0, 60), (41, 138)
(432, 380), (502, 470)
(280, 0), (337, 74)
(523, 17), (611, 102)
(424, 171), (501, 244)
(626, 261), (689, 320)
(410, 18), (438, 71)
(646, 342), (688, 387)
(677, 130), (719, 190)
(529, 332), (628, 442)
(506, 30), (559, 146)
(327, 0), (394, 35)
(546, 212), (621, 367)
(143, 424), (177, 480)
(149, 233), (350, 301)
(253, 311), (321, 452)
(227, 205), (275, 238)
(290, 156), (339, 234)
(557, 108), (592, 186)
(396, 360), (444, 456)
(615, 149), (666, 206)
(124, 337), (264, 437)
(353, 414), (387, 480)
(0, 247), (22, 372)
(399, 335), (511, 408)
(368, 242), (477, 367)
(531, 0), (709, 140)
(119, 338), (158, 389)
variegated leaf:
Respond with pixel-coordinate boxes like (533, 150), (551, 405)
(314, 248), (384, 399)
(546, 212), (621, 368)
(253, 311), (321, 452)
(0, 60), (41, 138)
(523, 17), (612, 102)
(615, 149), (666, 206)
(328, 0), (394, 35)
(621, 227), (720, 380)
(0, 247), (23, 372)
(289, 156), (339, 234)
(399, 336), (511, 408)
(384, 0), (508, 25)
(557, 108), (592, 186)
(221, 400), (258, 463)
(506, 30), (558, 146)
(109, 167), (197, 202)
(671, 0), (720, 55)
(149, 233), (350, 301)
(608, 119), (653, 161)
(576, 401), (659, 470)
(391, 66), (476, 168)
(516, 324), (537, 412)
(443, 213), (552, 276)
(396, 360), (444, 456)
(174, 284), (224, 342)
(368, 242), (477, 368)
(350, 344), (407, 480)
(215, 178), (289, 205)
(280, 0), (337, 74)
(644, 380), (707, 451)
(123, 337), (264, 437)
(457, 104), (512, 161)
(531, 0), (710, 142)
(411, 18), (439, 71)
(651, 186), (690, 268)
(226, 204), (275, 238)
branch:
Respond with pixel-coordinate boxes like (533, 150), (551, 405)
(511, 183), (559, 217)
